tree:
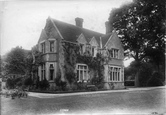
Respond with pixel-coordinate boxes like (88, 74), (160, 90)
(108, 0), (165, 86)
(3, 46), (29, 76)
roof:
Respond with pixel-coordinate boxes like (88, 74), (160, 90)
(101, 33), (112, 47)
(45, 17), (113, 47)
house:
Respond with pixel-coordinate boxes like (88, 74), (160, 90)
(37, 17), (124, 89)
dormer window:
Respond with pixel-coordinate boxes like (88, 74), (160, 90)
(92, 46), (95, 57)
(49, 41), (54, 52)
(41, 42), (45, 53)
(80, 44), (84, 55)
(111, 48), (119, 59)
(91, 46), (97, 57)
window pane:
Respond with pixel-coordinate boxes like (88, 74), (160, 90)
(84, 70), (87, 80)
(77, 70), (79, 81)
(80, 70), (83, 81)
(50, 41), (54, 52)
(50, 70), (54, 80)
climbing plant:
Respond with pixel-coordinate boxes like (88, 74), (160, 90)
(61, 41), (105, 89)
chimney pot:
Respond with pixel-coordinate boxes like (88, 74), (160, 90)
(75, 17), (83, 28)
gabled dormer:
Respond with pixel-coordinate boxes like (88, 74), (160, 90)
(104, 30), (124, 60)
(77, 33), (87, 44)
(89, 36), (99, 57)
(77, 33), (87, 54)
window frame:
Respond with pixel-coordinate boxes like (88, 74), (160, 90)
(49, 40), (54, 52)
(41, 42), (46, 54)
(111, 48), (119, 59)
(41, 64), (46, 80)
(49, 64), (54, 81)
(108, 66), (121, 82)
(76, 63), (89, 82)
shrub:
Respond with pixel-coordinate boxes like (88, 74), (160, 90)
(39, 79), (50, 90)
(147, 71), (164, 87)
(54, 72), (67, 91)
(138, 63), (154, 87)
(66, 71), (76, 85)
(23, 77), (33, 87)
(76, 82), (87, 90)
(124, 80), (135, 86)
(90, 76), (104, 89)
(6, 78), (15, 89)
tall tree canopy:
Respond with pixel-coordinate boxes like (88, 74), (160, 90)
(108, 0), (165, 86)
(109, 0), (165, 62)
(3, 46), (30, 76)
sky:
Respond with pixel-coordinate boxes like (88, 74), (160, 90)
(0, 0), (133, 66)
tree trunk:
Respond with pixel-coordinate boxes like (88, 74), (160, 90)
(135, 70), (140, 87)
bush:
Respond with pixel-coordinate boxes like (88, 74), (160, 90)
(6, 78), (15, 89)
(76, 82), (87, 90)
(90, 76), (104, 89)
(23, 77), (33, 87)
(39, 79), (50, 90)
(138, 63), (154, 87)
(147, 71), (164, 87)
(66, 71), (76, 85)
(124, 80), (135, 86)
(54, 72), (67, 91)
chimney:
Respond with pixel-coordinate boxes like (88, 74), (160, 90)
(75, 17), (83, 28)
(105, 21), (113, 34)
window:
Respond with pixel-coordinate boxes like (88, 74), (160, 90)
(49, 41), (54, 52)
(41, 64), (46, 80)
(41, 42), (45, 53)
(49, 64), (54, 80)
(76, 64), (88, 82)
(109, 66), (121, 82)
(80, 44), (84, 55)
(91, 46), (95, 57)
(85, 44), (91, 53)
(110, 49), (119, 59)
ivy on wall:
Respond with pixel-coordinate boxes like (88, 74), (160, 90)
(61, 41), (106, 87)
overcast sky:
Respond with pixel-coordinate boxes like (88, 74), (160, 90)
(0, 0), (132, 56)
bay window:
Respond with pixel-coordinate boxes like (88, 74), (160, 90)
(109, 66), (121, 82)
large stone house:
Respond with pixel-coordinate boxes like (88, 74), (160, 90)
(37, 17), (124, 89)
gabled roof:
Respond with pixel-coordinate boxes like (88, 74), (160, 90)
(101, 33), (112, 47)
(38, 29), (48, 43)
(43, 17), (114, 47)
(51, 18), (105, 45)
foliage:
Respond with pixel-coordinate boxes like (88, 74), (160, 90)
(147, 71), (164, 87)
(138, 62), (154, 87)
(124, 81), (135, 86)
(109, 0), (165, 62)
(4, 46), (28, 75)
(54, 72), (67, 91)
(14, 77), (23, 87)
(6, 78), (15, 89)
(39, 79), (50, 90)
(23, 77), (33, 87)
(65, 68), (76, 85)
(62, 41), (105, 89)
(109, 0), (165, 87)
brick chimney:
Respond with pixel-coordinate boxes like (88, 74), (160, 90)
(105, 21), (113, 34)
(75, 17), (83, 28)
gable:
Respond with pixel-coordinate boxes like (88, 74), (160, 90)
(105, 31), (123, 49)
(77, 33), (87, 44)
(105, 30), (124, 59)
(44, 17), (64, 40)
(89, 37), (99, 46)
(38, 29), (48, 43)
